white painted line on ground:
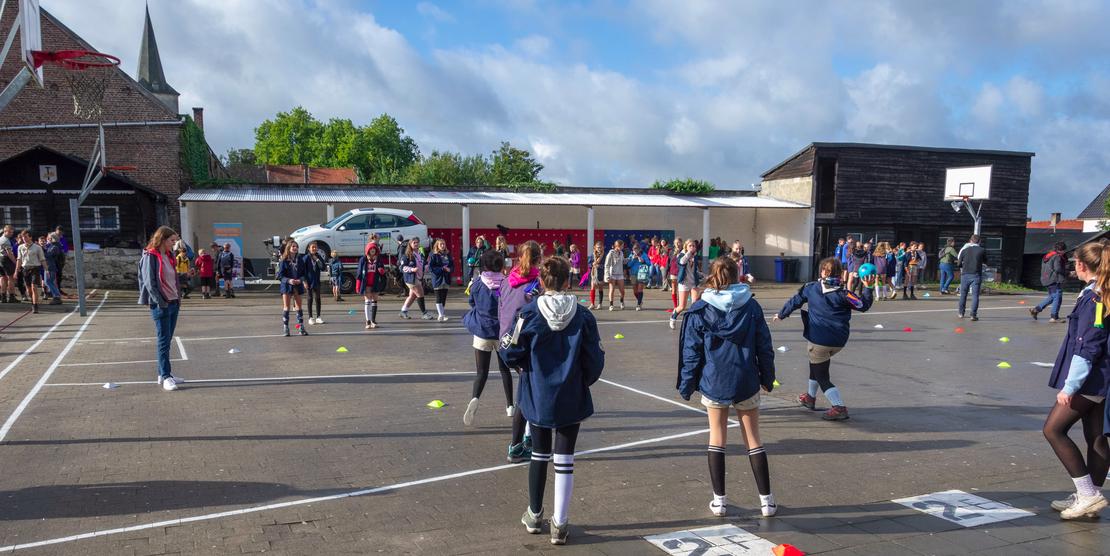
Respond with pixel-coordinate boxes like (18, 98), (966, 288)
(0, 293), (109, 443)
(174, 336), (188, 361)
(0, 420), (734, 553)
(57, 358), (184, 368)
(0, 308), (77, 383)
(599, 377), (742, 425)
(46, 371), (473, 387)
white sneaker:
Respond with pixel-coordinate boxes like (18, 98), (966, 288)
(157, 375), (184, 385)
(316, 317), (325, 325)
(421, 312), (435, 320)
(369, 322), (378, 329)
(1061, 492), (1108, 519)
(161, 376), (178, 391)
(506, 405), (515, 418)
(1051, 493), (1077, 512)
(438, 315), (449, 322)
(608, 305), (614, 312)
(635, 305), (642, 311)
(761, 494), (778, 517)
(619, 302), (625, 310)
(463, 397), (480, 426)
(710, 497), (727, 517)
(669, 317), (677, 330)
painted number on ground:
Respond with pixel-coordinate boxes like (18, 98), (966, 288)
(645, 524), (776, 555)
(893, 489), (1034, 527)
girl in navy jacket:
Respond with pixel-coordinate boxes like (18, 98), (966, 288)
(774, 257), (873, 421)
(503, 256), (604, 545)
(356, 243), (387, 329)
(398, 238), (432, 320)
(300, 241), (328, 325)
(276, 240), (309, 337)
(678, 257), (777, 518)
(329, 252), (344, 302)
(461, 251), (516, 430)
(670, 239), (703, 330)
(428, 238), (453, 321)
(1043, 241), (1110, 519)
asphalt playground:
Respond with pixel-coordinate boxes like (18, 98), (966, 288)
(0, 284), (1107, 555)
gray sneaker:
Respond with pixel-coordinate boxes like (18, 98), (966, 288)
(1051, 493), (1077, 512)
(550, 519), (569, 545)
(521, 507), (543, 534)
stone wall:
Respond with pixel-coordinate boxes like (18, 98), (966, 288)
(58, 248), (142, 290)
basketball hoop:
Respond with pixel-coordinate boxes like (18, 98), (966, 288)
(30, 50), (121, 120)
(103, 165), (137, 173)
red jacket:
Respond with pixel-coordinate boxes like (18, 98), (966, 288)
(195, 253), (214, 278)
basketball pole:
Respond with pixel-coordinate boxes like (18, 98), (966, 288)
(71, 123), (108, 317)
(962, 198), (982, 236)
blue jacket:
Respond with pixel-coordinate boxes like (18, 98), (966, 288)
(1049, 286), (1110, 397)
(777, 281), (873, 348)
(834, 244), (845, 264)
(628, 252), (651, 279)
(300, 253), (327, 289)
(428, 252), (453, 289)
(137, 249), (174, 308)
(503, 294), (605, 428)
(216, 250), (235, 273)
(399, 252), (423, 285)
(277, 257), (309, 292)
(328, 258), (344, 279)
(678, 284), (775, 403)
(355, 254), (387, 294)
(463, 273), (505, 340)
(677, 251), (702, 285)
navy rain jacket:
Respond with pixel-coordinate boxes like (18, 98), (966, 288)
(777, 281), (873, 348)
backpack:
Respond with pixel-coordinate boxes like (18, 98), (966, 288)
(636, 257), (651, 281)
(497, 278), (542, 351)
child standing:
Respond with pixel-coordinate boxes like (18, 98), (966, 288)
(462, 251), (516, 427)
(428, 238), (453, 321)
(627, 243), (651, 311)
(276, 240), (309, 337)
(356, 243), (387, 329)
(1043, 241), (1110, 519)
(604, 240), (627, 311)
(175, 247), (192, 299)
(399, 237), (433, 320)
(195, 249), (215, 299)
(302, 241), (328, 325)
(904, 241), (921, 299)
(872, 243), (889, 300)
(568, 244), (581, 290)
(774, 257), (873, 420)
(678, 257), (777, 518)
(329, 251), (344, 302)
(587, 242), (605, 310)
(505, 256), (604, 546)
(670, 239), (702, 330)
(499, 241), (545, 462)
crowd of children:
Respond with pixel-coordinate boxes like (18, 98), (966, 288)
(0, 225), (70, 312)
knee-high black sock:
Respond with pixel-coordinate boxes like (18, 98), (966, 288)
(296, 309), (304, 324)
(417, 297), (427, 313)
(635, 291), (643, 305)
(529, 452), (550, 514)
(708, 444), (726, 496)
(512, 405), (526, 445)
(472, 349), (491, 399)
(497, 354), (514, 408)
(748, 446), (771, 495)
(282, 310), (289, 325)
(370, 301), (378, 323)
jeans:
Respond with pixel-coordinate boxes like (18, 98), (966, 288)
(938, 263), (955, 293)
(43, 269), (61, 298)
(958, 273), (981, 317)
(150, 301), (180, 379)
(1035, 284), (1063, 318)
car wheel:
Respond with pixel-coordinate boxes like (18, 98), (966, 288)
(314, 241), (332, 257)
(340, 272), (356, 294)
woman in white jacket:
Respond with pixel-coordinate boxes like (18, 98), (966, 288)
(603, 240), (626, 311)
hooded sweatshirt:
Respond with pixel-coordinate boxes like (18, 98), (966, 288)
(677, 283), (775, 403)
(536, 291), (578, 331)
(464, 271), (508, 339)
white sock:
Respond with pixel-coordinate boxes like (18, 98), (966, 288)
(364, 301), (371, 321)
(760, 494), (776, 507)
(525, 422), (531, 437)
(713, 493), (727, 505)
(401, 299), (412, 312)
(552, 453), (574, 525)
(825, 386), (844, 407)
(1074, 475), (1099, 497)
(436, 303), (444, 318)
(807, 380), (819, 398)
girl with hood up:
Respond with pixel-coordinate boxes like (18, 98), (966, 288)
(355, 242), (388, 329)
(678, 257), (777, 518)
(504, 256), (604, 545)
(462, 250), (516, 429)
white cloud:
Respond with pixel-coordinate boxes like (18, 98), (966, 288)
(416, 2), (455, 23)
(513, 35), (551, 58)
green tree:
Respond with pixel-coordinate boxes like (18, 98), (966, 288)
(356, 114), (420, 182)
(403, 151), (492, 185)
(651, 177), (716, 195)
(312, 118), (360, 167)
(253, 106), (324, 165)
(490, 142), (543, 185)
(223, 148), (257, 166)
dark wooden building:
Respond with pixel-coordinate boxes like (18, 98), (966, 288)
(759, 143), (1034, 282)
(0, 146), (166, 247)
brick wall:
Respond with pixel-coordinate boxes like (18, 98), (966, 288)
(0, 8), (192, 230)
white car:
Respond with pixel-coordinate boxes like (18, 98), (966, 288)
(290, 208), (428, 258)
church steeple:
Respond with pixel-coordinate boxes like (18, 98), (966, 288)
(137, 4), (179, 113)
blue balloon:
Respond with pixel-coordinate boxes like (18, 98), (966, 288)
(858, 263), (877, 279)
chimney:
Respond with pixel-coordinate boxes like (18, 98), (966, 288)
(302, 163), (309, 184)
(1051, 212), (1061, 232)
(192, 107), (204, 131)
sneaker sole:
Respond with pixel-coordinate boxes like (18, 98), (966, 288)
(521, 516), (541, 534)
(463, 399), (479, 426)
(1062, 498), (1109, 519)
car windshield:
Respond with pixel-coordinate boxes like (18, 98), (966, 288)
(321, 212), (350, 229)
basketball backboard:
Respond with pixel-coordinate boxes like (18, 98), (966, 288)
(944, 165), (992, 201)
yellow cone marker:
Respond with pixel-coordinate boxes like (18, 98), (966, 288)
(426, 399), (445, 409)
(997, 361), (1012, 369)
(999, 337), (1010, 343)
(773, 379), (781, 388)
(614, 333), (624, 340)
(336, 346), (349, 353)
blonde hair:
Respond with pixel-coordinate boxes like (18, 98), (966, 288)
(496, 236), (507, 250)
(145, 226), (178, 252)
(1081, 240), (1110, 316)
(198, 248), (207, 256)
(432, 238), (446, 254)
(874, 242), (889, 257)
(517, 240), (542, 276)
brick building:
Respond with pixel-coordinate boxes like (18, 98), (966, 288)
(0, 6), (222, 241)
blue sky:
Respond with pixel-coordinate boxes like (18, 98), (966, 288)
(43, 0), (1110, 218)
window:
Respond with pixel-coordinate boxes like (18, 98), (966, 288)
(0, 206), (30, 229)
(340, 214), (371, 231)
(397, 214), (418, 227)
(846, 232), (863, 242)
(371, 214), (401, 229)
(78, 206), (119, 231)
(984, 237), (1002, 251)
(815, 157), (837, 214)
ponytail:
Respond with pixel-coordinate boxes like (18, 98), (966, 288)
(1095, 239), (1110, 316)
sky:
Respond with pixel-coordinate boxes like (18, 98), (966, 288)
(40, 0), (1110, 218)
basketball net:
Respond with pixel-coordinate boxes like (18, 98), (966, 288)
(31, 50), (120, 120)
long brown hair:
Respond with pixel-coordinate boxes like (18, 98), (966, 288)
(281, 239), (299, 261)
(1081, 239), (1110, 315)
(819, 257), (842, 277)
(704, 257), (739, 290)
(145, 226), (178, 252)
(517, 240), (542, 275)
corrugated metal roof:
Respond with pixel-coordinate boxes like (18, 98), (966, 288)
(1078, 183), (1110, 220)
(180, 187), (809, 209)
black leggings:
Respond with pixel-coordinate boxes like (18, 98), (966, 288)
(529, 423), (580, 513)
(436, 288), (448, 304)
(809, 360), (834, 391)
(472, 349), (514, 406)
(305, 286), (322, 318)
(1043, 395), (1109, 483)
